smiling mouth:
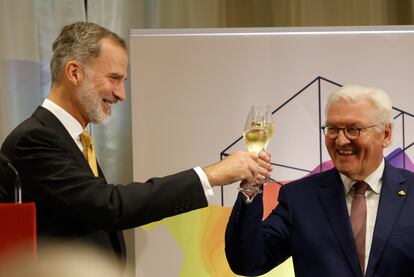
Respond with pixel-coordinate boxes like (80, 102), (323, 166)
(337, 149), (355, 155)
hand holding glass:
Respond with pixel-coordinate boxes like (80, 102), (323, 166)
(238, 105), (275, 194)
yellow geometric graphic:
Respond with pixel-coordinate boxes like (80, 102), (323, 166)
(142, 205), (294, 276)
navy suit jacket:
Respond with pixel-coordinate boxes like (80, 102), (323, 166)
(226, 162), (414, 277)
(1, 106), (208, 261)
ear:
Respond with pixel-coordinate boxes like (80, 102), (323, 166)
(64, 60), (83, 85)
(382, 123), (392, 148)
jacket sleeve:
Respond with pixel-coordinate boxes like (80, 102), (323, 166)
(12, 125), (208, 231)
(225, 186), (293, 276)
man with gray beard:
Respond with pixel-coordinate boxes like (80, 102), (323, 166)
(0, 22), (271, 265)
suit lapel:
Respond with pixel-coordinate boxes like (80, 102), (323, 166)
(317, 169), (362, 277)
(32, 106), (93, 174)
(365, 163), (407, 277)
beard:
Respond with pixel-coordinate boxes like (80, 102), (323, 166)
(76, 77), (111, 125)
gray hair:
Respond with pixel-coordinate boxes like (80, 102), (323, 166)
(325, 84), (393, 126)
(50, 21), (126, 83)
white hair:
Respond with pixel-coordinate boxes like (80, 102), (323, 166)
(325, 84), (393, 126)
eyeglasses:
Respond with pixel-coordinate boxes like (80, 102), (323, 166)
(321, 124), (378, 140)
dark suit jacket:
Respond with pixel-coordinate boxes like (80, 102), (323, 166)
(225, 162), (414, 277)
(0, 106), (208, 261)
(0, 158), (14, 200)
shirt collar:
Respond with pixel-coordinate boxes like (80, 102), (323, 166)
(341, 158), (384, 195)
(42, 98), (85, 147)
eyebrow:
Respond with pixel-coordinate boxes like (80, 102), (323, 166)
(325, 122), (363, 127)
(108, 73), (127, 80)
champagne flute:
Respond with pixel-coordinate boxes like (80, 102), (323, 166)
(238, 105), (275, 194)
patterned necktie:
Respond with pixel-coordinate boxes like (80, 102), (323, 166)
(350, 181), (369, 276)
(79, 130), (99, 177)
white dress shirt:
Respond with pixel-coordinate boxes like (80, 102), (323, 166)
(42, 98), (84, 151)
(41, 98), (214, 199)
(340, 159), (384, 274)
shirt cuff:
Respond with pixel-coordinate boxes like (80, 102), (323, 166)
(193, 166), (214, 200)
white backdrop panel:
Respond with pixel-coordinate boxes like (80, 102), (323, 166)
(131, 26), (414, 207)
(130, 26), (414, 276)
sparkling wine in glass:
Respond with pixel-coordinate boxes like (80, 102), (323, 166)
(238, 105), (275, 194)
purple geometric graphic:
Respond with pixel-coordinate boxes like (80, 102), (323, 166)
(307, 148), (414, 177)
(386, 147), (414, 171)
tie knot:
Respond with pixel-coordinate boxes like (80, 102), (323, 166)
(354, 181), (369, 195)
(79, 130), (93, 148)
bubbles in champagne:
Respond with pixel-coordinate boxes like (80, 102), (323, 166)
(244, 120), (275, 151)
(243, 128), (269, 153)
(263, 122), (275, 148)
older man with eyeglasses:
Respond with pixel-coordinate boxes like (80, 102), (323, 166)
(225, 84), (414, 277)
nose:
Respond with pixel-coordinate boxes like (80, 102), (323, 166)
(335, 129), (351, 146)
(113, 82), (126, 102)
